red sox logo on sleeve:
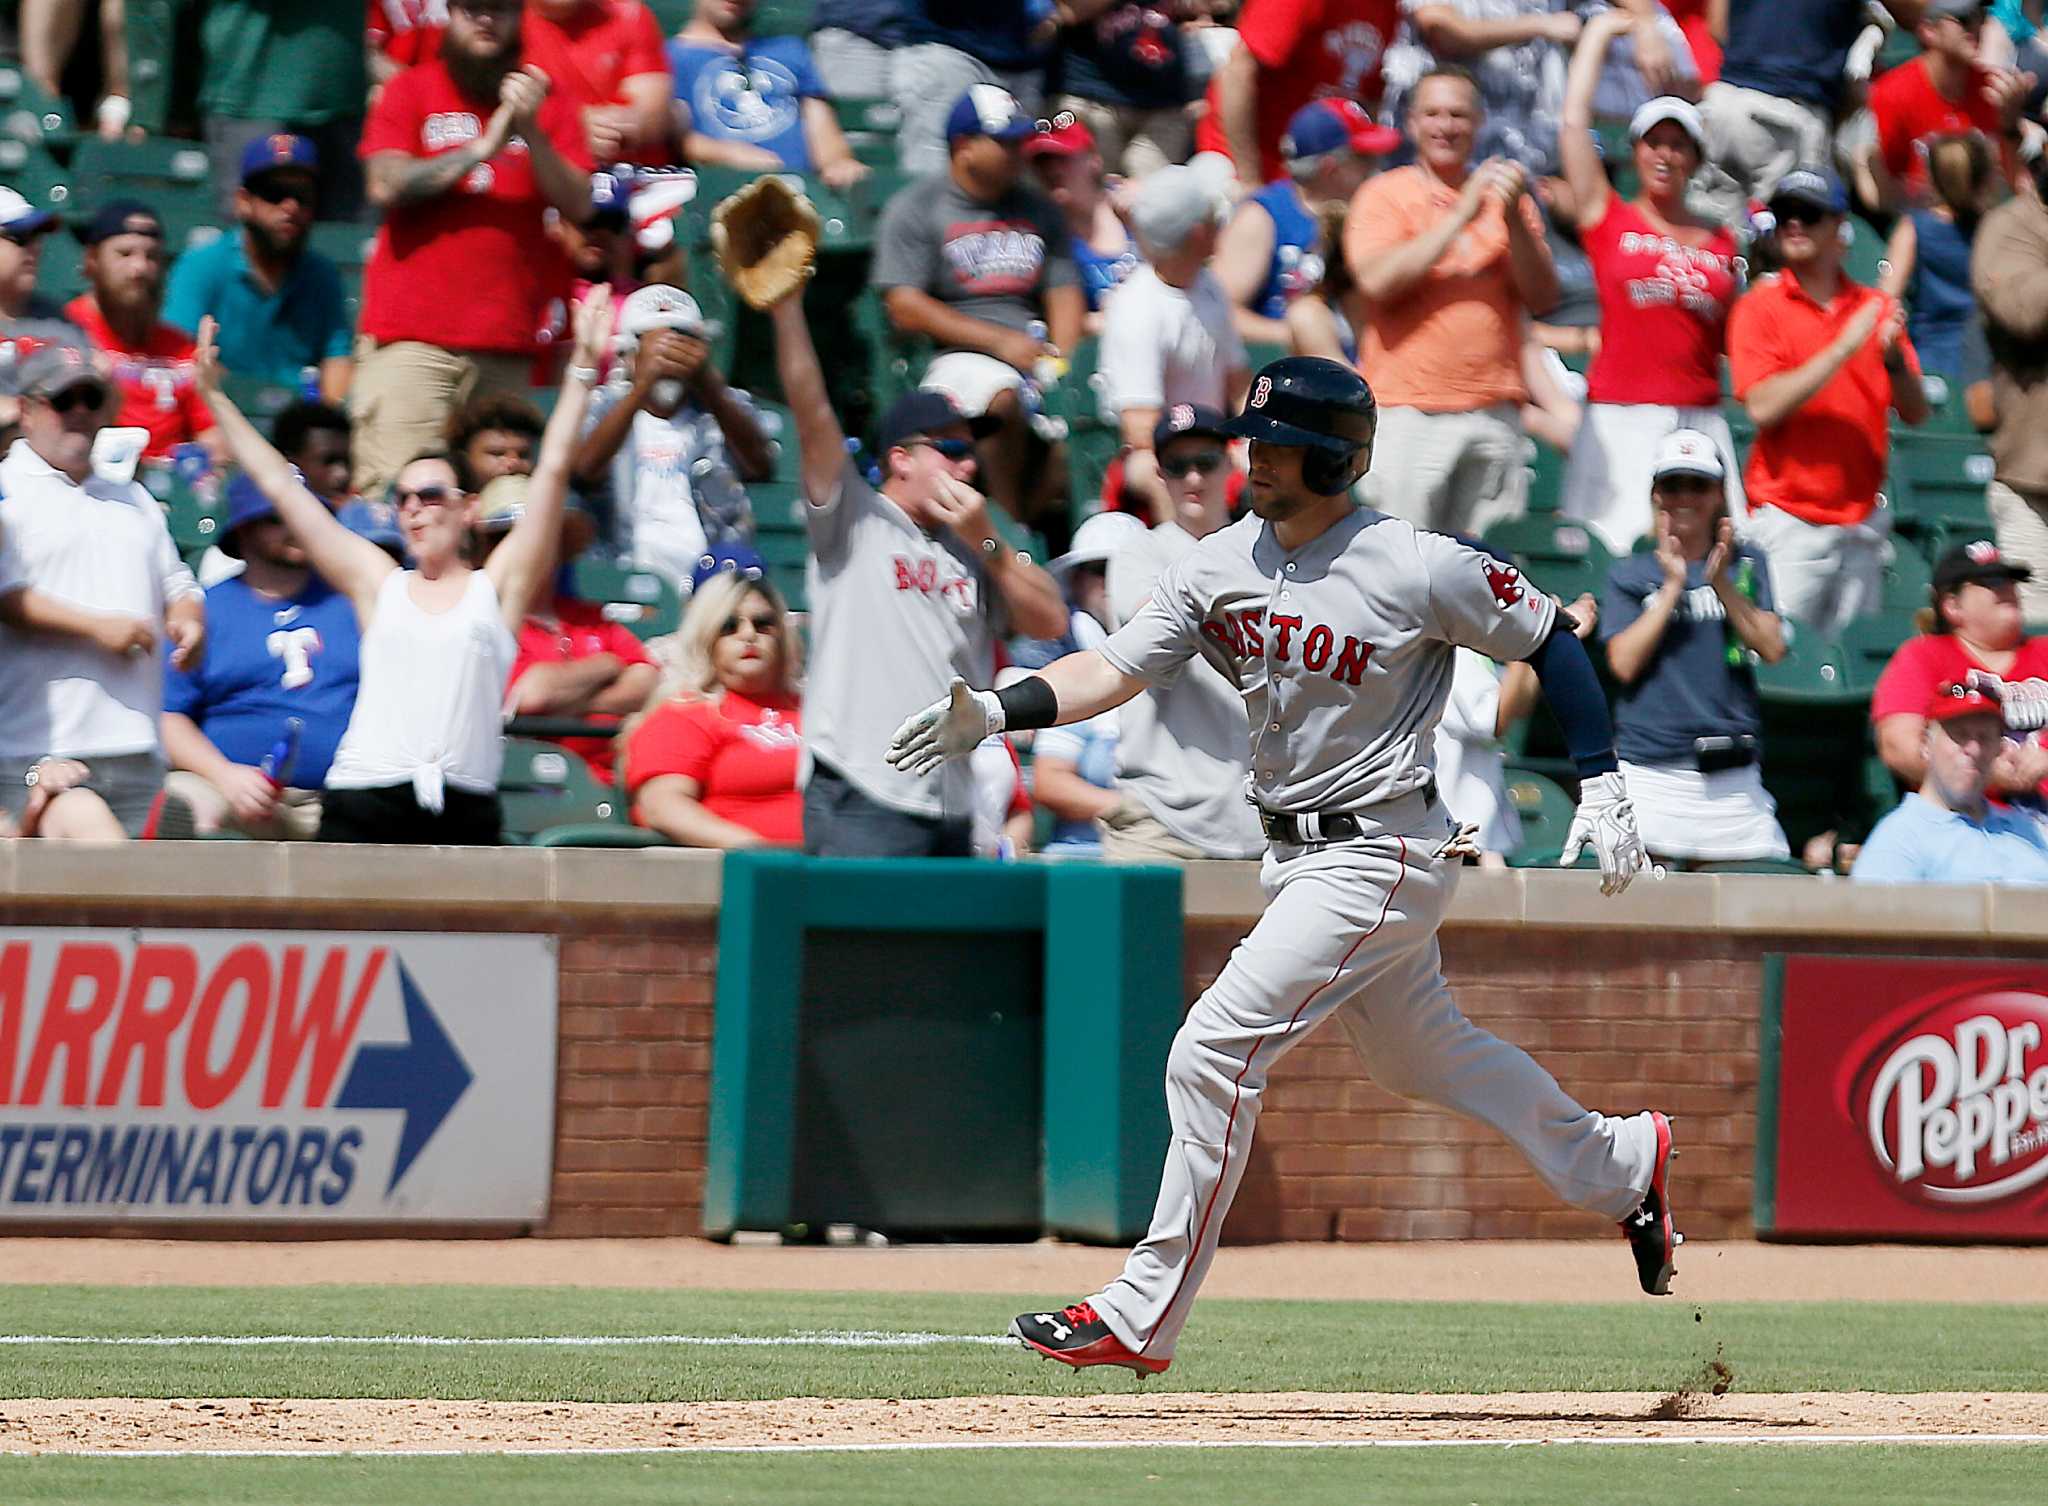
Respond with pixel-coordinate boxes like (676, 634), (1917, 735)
(1250, 376), (1272, 409)
(1483, 558), (1526, 611)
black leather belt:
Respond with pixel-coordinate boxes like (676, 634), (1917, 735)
(1257, 780), (1437, 847)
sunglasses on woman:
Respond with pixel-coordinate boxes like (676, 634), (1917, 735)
(394, 483), (457, 507)
(720, 612), (781, 636)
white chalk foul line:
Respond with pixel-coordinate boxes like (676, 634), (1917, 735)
(0, 1331), (1015, 1350)
(19, 1434), (2048, 1458)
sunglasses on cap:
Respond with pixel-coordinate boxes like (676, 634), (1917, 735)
(1163, 449), (1226, 477)
(394, 483), (458, 507)
(911, 436), (975, 460)
(39, 382), (108, 414)
(720, 611), (781, 635)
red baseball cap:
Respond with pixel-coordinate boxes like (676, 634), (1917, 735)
(1928, 680), (2003, 723)
(1024, 116), (1098, 159)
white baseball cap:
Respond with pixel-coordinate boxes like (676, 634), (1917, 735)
(620, 283), (707, 341)
(1651, 428), (1725, 483)
(1131, 164), (1230, 254)
(1049, 509), (1148, 578)
(1628, 96), (1706, 154)
(0, 185), (56, 236)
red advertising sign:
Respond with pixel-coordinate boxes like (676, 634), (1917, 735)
(1759, 955), (2048, 1239)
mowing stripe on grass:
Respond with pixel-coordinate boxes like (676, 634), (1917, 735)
(0, 1331), (1014, 1349)
(26, 1434), (2048, 1458)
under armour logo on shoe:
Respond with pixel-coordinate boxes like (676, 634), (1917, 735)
(1034, 1313), (1072, 1340)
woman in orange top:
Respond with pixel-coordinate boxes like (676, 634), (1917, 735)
(623, 566), (804, 848)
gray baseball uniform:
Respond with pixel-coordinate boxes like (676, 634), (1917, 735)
(804, 461), (1002, 819)
(1105, 522), (1264, 859)
(1086, 505), (1660, 1365)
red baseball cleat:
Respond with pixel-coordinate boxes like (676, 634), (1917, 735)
(1009, 1301), (1169, 1375)
(1622, 1110), (1682, 1295)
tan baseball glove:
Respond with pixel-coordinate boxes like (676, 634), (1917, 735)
(711, 175), (822, 311)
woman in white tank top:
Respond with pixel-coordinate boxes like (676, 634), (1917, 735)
(191, 289), (613, 844)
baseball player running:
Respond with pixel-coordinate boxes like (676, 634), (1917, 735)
(888, 357), (1680, 1375)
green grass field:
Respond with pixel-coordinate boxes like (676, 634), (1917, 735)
(1, 1285), (2043, 1504)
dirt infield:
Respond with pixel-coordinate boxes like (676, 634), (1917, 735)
(3, 1237), (2046, 1303)
(4, 1391), (2045, 1452)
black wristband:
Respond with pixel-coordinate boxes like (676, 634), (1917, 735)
(995, 675), (1059, 731)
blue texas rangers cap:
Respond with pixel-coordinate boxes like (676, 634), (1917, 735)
(218, 473), (279, 557)
(1766, 165), (1847, 218)
(946, 84), (1035, 145)
(239, 132), (319, 186)
(690, 541), (769, 594)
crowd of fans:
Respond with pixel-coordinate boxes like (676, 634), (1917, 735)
(2, 0), (2048, 888)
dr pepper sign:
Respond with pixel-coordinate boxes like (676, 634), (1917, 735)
(1757, 955), (2048, 1239)
(0, 929), (556, 1222)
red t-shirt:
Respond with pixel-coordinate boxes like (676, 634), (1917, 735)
(1870, 58), (2006, 199)
(368, 0), (447, 68)
(357, 58), (591, 354)
(626, 690), (804, 845)
(524, 1), (668, 108)
(1661, 0), (1720, 84)
(63, 295), (214, 460)
(1871, 632), (2048, 798)
(1727, 272), (1920, 528)
(1582, 198), (1738, 408)
(509, 596), (653, 784)
(1194, 0), (1400, 181)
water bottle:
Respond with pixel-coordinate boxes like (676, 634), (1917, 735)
(298, 365), (321, 403)
(1724, 556), (1756, 668)
(260, 718), (304, 791)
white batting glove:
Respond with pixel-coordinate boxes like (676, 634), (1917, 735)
(1966, 669), (2048, 733)
(885, 677), (1002, 777)
(1560, 770), (1647, 896)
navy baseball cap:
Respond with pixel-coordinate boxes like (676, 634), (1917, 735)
(78, 197), (163, 246)
(1280, 99), (1401, 162)
(877, 388), (1000, 452)
(1153, 402), (1232, 451)
(239, 132), (319, 186)
(338, 497), (405, 556)
(1767, 166), (1847, 218)
(0, 186), (56, 237)
(690, 541), (769, 594)
(218, 474), (279, 559)
(945, 84), (1034, 145)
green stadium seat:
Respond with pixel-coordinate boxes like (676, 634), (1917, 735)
(752, 401), (800, 482)
(1524, 436), (1565, 515)
(307, 221), (376, 271)
(1886, 431), (1994, 548)
(1879, 537), (1934, 613)
(1840, 612), (1916, 694)
(1844, 214), (1890, 287)
(124, 0), (179, 135)
(753, 522), (810, 612)
(1502, 767), (1575, 867)
(0, 66), (81, 151)
(500, 737), (661, 846)
(71, 136), (211, 198)
(220, 372), (299, 425)
(0, 136), (72, 217)
(567, 558), (683, 640)
(1753, 628), (1858, 707)
(1480, 514), (1614, 607)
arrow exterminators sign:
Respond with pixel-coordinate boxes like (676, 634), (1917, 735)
(0, 930), (556, 1222)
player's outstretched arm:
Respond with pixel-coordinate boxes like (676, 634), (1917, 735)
(885, 654), (1146, 778)
(1525, 622), (1647, 895)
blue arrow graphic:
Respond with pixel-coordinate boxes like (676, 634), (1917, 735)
(335, 960), (474, 1195)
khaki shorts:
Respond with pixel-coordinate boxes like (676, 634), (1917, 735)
(1101, 796), (1216, 864)
(348, 337), (533, 498)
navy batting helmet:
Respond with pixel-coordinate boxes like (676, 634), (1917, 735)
(1222, 356), (1377, 495)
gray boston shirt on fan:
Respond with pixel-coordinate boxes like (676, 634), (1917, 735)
(1105, 521), (1265, 858)
(803, 460), (1004, 819)
(1099, 508), (1558, 813)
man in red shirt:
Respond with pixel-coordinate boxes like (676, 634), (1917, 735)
(1870, 540), (2048, 798)
(478, 474), (657, 784)
(1198, 0), (1404, 189)
(64, 201), (221, 465)
(1864, 0), (2028, 207)
(1727, 166), (1929, 637)
(351, 0), (594, 495)
(370, 0), (672, 161)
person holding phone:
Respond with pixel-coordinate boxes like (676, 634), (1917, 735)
(1598, 430), (1791, 868)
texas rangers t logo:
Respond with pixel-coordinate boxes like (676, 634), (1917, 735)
(1250, 375), (1272, 408)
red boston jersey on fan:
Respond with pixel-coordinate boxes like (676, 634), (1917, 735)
(626, 690), (805, 845)
(523, 0), (668, 108)
(63, 295), (214, 460)
(1581, 198), (1738, 409)
(1194, 0), (1400, 180)
(357, 57), (591, 354)
(1869, 58), (2008, 197)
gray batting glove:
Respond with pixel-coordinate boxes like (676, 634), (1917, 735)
(885, 677), (1003, 778)
(1965, 669), (2048, 732)
(1560, 770), (1647, 896)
